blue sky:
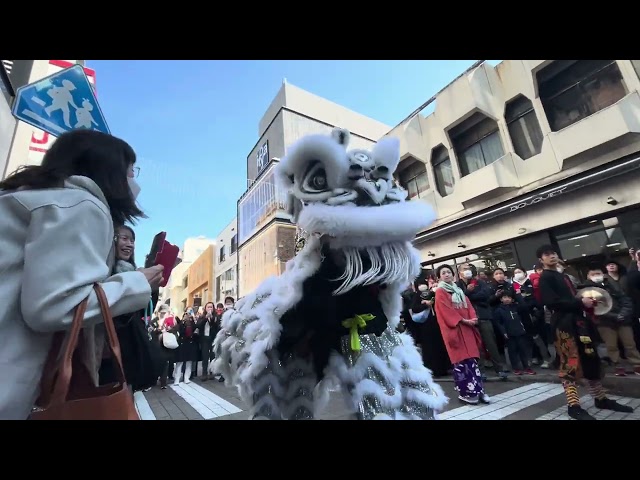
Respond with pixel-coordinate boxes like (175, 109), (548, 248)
(86, 60), (500, 260)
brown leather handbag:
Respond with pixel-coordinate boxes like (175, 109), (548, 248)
(30, 284), (140, 420)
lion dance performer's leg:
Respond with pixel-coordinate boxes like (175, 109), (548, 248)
(213, 307), (319, 420)
(213, 237), (324, 420)
(325, 293), (447, 422)
(326, 329), (446, 420)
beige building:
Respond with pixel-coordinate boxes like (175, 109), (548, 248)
(237, 81), (391, 297)
(162, 236), (215, 316)
(2, 60), (91, 180)
(386, 60), (640, 280)
(187, 244), (215, 308)
(214, 218), (238, 304)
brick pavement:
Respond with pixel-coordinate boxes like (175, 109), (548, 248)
(135, 375), (640, 420)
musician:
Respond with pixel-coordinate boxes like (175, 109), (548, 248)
(537, 244), (632, 420)
(582, 264), (640, 376)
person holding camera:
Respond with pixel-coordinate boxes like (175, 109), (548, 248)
(0, 129), (164, 419)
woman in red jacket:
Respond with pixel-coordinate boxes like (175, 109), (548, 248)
(434, 264), (487, 405)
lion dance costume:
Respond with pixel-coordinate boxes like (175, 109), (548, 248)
(213, 128), (447, 420)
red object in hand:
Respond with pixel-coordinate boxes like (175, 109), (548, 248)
(154, 240), (179, 288)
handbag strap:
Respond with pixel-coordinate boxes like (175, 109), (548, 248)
(48, 284), (128, 406)
(35, 298), (89, 408)
(92, 284), (127, 383)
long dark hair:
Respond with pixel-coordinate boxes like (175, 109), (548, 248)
(0, 129), (144, 226)
(115, 225), (136, 268)
(203, 301), (214, 313)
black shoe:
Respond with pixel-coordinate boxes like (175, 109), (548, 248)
(594, 398), (634, 413)
(568, 405), (596, 420)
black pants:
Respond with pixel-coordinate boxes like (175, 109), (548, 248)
(160, 360), (171, 387)
(200, 336), (214, 375)
(507, 335), (530, 371)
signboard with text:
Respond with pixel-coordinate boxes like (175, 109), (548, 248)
(256, 140), (269, 175)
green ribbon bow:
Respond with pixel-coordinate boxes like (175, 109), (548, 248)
(342, 314), (376, 352)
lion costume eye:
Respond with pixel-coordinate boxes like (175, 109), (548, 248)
(301, 162), (329, 193)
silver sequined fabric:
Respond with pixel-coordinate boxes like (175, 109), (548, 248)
(339, 329), (436, 420)
(250, 350), (316, 420)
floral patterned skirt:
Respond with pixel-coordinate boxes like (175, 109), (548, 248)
(452, 358), (484, 398)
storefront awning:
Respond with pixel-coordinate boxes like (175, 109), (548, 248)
(415, 154), (640, 244)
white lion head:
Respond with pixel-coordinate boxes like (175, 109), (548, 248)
(276, 127), (435, 250)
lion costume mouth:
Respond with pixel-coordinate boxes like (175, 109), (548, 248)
(297, 199), (435, 250)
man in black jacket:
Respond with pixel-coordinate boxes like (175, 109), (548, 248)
(537, 244), (633, 420)
(583, 264), (640, 376)
(457, 264), (508, 379)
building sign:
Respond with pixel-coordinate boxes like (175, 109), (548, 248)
(415, 154), (640, 244)
(256, 140), (269, 174)
(509, 186), (567, 212)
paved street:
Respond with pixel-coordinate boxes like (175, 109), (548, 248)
(134, 373), (640, 421)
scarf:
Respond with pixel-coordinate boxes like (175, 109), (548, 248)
(114, 259), (136, 274)
(437, 280), (467, 309)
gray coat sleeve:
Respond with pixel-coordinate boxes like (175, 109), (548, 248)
(20, 200), (151, 333)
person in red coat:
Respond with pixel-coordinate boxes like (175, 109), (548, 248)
(528, 263), (544, 305)
(434, 264), (488, 405)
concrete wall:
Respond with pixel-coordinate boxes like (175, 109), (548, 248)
(247, 82), (390, 183)
(418, 169), (640, 264)
(214, 217), (239, 303)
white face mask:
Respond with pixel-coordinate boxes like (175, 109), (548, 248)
(417, 285), (428, 292)
(514, 272), (525, 282)
(462, 270), (473, 279)
(224, 304), (233, 310)
(590, 275), (604, 283)
(556, 265), (564, 273)
(128, 177), (141, 199)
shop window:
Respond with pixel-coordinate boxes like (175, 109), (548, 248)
(554, 220), (629, 262)
(397, 157), (429, 200)
(618, 210), (640, 251)
(537, 60), (627, 132)
(224, 268), (235, 281)
(431, 145), (455, 197)
(425, 243), (517, 280)
(230, 234), (238, 254)
(450, 113), (505, 177)
(456, 243), (518, 276)
(505, 95), (543, 160)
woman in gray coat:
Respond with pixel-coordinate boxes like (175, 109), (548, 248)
(0, 129), (164, 419)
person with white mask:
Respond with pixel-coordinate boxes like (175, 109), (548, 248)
(512, 267), (552, 369)
(457, 264), (508, 379)
(582, 264), (640, 377)
(224, 296), (235, 310)
(0, 129), (164, 419)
